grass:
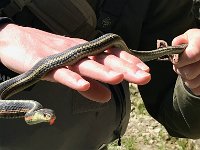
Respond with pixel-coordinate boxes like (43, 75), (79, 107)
(108, 137), (137, 150)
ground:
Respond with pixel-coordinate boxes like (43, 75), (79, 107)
(108, 84), (200, 150)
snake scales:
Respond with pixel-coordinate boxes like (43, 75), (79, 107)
(0, 33), (187, 125)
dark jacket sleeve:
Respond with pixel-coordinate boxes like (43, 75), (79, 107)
(157, 76), (200, 139)
(139, 57), (200, 139)
(173, 77), (200, 138)
(0, 17), (13, 24)
(137, 0), (200, 139)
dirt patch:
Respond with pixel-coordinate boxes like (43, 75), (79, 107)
(109, 84), (200, 150)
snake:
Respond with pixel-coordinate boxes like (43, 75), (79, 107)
(0, 33), (187, 125)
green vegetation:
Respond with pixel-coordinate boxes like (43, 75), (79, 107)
(108, 84), (199, 150)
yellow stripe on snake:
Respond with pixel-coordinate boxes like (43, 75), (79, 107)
(0, 33), (187, 125)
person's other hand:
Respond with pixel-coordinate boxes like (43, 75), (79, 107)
(172, 29), (200, 95)
(0, 24), (151, 102)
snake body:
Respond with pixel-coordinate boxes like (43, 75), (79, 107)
(0, 33), (187, 125)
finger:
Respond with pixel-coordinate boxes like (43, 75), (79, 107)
(44, 66), (112, 102)
(107, 48), (150, 71)
(189, 86), (200, 96)
(175, 44), (200, 68)
(183, 75), (200, 89)
(68, 58), (124, 85)
(172, 30), (200, 67)
(44, 67), (90, 91)
(79, 78), (111, 102)
(174, 60), (200, 80)
(172, 33), (188, 46)
(92, 52), (151, 85)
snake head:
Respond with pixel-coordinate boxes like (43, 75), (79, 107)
(25, 109), (56, 125)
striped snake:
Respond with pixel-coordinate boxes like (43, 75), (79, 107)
(0, 33), (187, 125)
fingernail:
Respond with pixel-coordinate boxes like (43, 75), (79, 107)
(78, 79), (89, 86)
(108, 70), (122, 77)
(136, 63), (149, 71)
(134, 70), (150, 78)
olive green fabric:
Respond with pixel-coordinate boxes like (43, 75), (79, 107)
(159, 76), (200, 138)
(2, 0), (97, 39)
(0, 80), (130, 150)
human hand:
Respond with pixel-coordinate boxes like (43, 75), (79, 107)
(0, 24), (151, 102)
(172, 29), (200, 95)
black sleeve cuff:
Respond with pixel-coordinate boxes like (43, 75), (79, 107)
(0, 17), (13, 25)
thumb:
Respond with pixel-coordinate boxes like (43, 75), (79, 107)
(172, 33), (188, 46)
